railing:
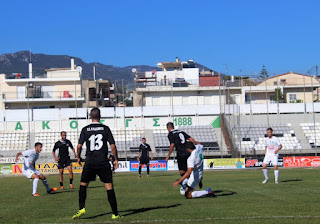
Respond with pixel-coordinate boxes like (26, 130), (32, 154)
(3, 90), (84, 101)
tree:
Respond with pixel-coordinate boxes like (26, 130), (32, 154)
(275, 88), (284, 103)
(259, 65), (269, 80)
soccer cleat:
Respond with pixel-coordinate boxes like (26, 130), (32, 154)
(72, 208), (86, 219)
(33, 193), (40, 197)
(60, 186), (64, 190)
(70, 184), (74, 189)
(262, 179), (269, 184)
(112, 214), (122, 219)
(147, 175), (150, 178)
(138, 175), (141, 178)
(199, 180), (203, 189)
(206, 187), (215, 197)
(275, 181), (279, 184)
(47, 187), (58, 194)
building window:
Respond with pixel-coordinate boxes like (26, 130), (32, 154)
(245, 95), (251, 104)
(270, 95), (276, 104)
(89, 88), (96, 101)
(273, 81), (277, 86)
(289, 94), (297, 102)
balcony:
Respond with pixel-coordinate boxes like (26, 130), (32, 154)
(3, 90), (85, 103)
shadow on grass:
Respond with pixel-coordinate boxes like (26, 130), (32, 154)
(83, 204), (181, 219)
(47, 190), (74, 195)
(281, 179), (302, 183)
(213, 190), (237, 197)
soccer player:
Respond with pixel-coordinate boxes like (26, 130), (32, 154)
(165, 122), (199, 177)
(15, 142), (57, 196)
(52, 131), (76, 190)
(173, 142), (214, 199)
(262, 127), (282, 184)
(72, 107), (121, 220)
(138, 138), (153, 178)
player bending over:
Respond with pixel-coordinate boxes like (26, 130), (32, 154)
(165, 122), (199, 178)
(15, 142), (57, 196)
(52, 131), (76, 190)
(173, 142), (214, 199)
(262, 127), (282, 184)
(72, 107), (121, 220)
(138, 138), (153, 178)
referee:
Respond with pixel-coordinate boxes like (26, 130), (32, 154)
(72, 107), (121, 220)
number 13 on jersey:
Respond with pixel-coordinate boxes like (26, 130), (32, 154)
(89, 134), (103, 151)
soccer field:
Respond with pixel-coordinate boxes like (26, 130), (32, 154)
(1, 168), (319, 224)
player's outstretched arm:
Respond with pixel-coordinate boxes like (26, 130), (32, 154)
(110, 144), (118, 170)
(189, 137), (200, 145)
(15, 152), (22, 163)
(173, 167), (193, 187)
(165, 143), (175, 161)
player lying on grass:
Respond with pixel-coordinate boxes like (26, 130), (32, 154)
(262, 127), (282, 184)
(173, 142), (214, 199)
(15, 142), (57, 196)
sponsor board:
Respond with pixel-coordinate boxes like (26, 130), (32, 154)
(204, 158), (245, 169)
(114, 161), (130, 172)
(0, 164), (12, 174)
(167, 160), (179, 171)
(12, 164), (23, 174)
(283, 156), (320, 167)
(130, 160), (167, 171)
(245, 158), (283, 168)
(0, 157), (24, 164)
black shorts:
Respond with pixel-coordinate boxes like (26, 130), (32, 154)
(80, 163), (112, 184)
(58, 157), (72, 169)
(177, 153), (190, 172)
(140, 157), (150, 165)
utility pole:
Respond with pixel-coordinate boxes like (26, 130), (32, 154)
(122, 79), (125, 104)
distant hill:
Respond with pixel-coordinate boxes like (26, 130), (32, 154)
(0, 51), (213, 82)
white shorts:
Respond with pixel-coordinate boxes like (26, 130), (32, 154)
(187, 172), (203, 189)
(263, 154), (279, 166)
(22, 169), (41, 179)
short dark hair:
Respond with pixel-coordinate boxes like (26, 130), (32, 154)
(185, 141), (195, 150)
(142, 138), (146, 140)
(35, 142), (42, 147)
(90, 107), (101, 120)
(267, 127), (273, 132)
(166, 122), (174, 129)
(60, 131), (66, 135)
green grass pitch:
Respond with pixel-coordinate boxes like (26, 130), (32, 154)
(0, 168), (319, 223)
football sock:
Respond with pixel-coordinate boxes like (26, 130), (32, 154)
(33, 178), (39, 195)
(79, 185), (87, 209)
(147, 165), (150, 175)
(138, 166), (142, 175)
(42, 179), (50, 191)
(274, 170), (279, 182)
(263, 169), (269, 180)
(60, 182), (63, 187)
(191, 190), (209, 198)
(182, 178), (188, 186)
(107, 189), (118, 216)
(70, 179), (73, 185)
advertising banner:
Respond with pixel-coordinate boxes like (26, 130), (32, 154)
(245, 158), (283, 168)
(0, 157), (24, 164)
(283, 156), (320, 167)
(130, 160), (167, 171)
(12, 164), (23, 174)
(0, 164), (12, 174)
(204, 158), (245, 169)
(114, 161), (130, 172)
(167, 160), (179, 171)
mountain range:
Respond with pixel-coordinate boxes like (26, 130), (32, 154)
(0, 51), (212, 82)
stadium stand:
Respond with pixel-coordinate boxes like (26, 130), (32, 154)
(0, 131), (29, 151)
(153, 125), (220, 154)
(233, 124), (302, 153)
(300, 123), (320, 148)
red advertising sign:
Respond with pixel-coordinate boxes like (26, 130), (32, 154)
(283, 156), (320, 167)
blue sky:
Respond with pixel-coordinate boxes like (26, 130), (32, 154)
(1, 0), (320, 76)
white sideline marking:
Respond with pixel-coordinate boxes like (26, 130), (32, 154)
(101, 215), (320, 223)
